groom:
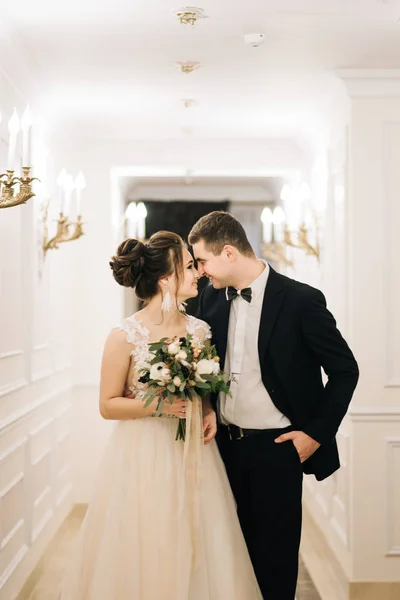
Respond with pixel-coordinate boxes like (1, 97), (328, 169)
(188, 211), (359, 600)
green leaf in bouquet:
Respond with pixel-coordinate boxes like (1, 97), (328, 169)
(166, 389), (174, 405)
(155, 397), (165, 417)
(177, 389), (186, 400)
(147, 379), (161, 387)
(186, 387), (197, 401)
(200, 374), (219, 382)
(167, 383), (176, 393)
(194, 381), (210, 389)
(195, 387), (208, 397)
(143, 389), (159, 407)
(148, 337), (168, 350)
(150, 355), (162, 365)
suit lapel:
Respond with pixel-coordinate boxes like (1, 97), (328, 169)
(258, 267), (286, 363)
(212, 290), (231, 369)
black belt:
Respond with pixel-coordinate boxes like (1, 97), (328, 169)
(224, 423), (292, 441)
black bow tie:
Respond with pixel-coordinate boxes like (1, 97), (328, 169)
(227, 286), (252, 303)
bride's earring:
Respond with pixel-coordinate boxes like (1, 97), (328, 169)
(162, 289), (174, 312)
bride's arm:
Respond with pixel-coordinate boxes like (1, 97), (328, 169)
(99, 329), (157, 420)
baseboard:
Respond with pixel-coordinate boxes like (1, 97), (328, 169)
(301, 506), (400, 600)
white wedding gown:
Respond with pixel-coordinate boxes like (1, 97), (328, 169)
(60, 314), (262, 600)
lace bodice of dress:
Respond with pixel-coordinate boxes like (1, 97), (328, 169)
(116, 314), (211, 401)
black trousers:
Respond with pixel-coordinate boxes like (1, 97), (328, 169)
(217, 425), (303, 600)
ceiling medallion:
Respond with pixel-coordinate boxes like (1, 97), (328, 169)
(172, 6), (208, 26)
(175, 61), (201, 73)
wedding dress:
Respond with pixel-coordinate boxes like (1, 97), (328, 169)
(60, 314), (262, 600)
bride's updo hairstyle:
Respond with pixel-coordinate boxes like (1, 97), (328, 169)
(109, 231), (186, 302)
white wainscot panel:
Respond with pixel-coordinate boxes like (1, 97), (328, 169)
(0, 350), (26, 398)
(53, 402), (72, 506)
(29, 419), (54, 543)
(331, 431), (350, 547)
(55, 430), (72, 507)
(331, 466), (349, 548)
(0, 207), (23, 359)
(386, 438), (400, 556)
(383, 122), (400, 388)
(315, 476), (335, 519)
(31, 343), (53, 383)
(0, 436), (28, 589)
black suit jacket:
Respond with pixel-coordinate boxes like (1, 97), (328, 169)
(197, 267), (359, 481)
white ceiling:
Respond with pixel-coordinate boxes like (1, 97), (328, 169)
(2, 0), (400, 143)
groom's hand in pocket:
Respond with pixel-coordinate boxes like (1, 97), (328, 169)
(274, 431), (321, 463)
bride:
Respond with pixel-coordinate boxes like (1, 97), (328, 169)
(60, 231), (262, 600)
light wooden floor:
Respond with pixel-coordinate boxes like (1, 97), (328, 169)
(19, 506), (321, 600)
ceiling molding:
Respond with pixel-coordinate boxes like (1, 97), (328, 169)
(336, 69), (400, 97)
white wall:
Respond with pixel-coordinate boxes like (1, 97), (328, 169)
(0, 67), (78, 597)
(291, 79), (400, 590)
(346, 94), (400, 583)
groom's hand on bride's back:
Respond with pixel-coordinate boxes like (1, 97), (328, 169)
(274, 430), (321, 463)
(203, 407), (217, 445)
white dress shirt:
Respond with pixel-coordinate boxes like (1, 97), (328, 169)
(218, 260), (291, 429)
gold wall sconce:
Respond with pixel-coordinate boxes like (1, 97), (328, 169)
(284, 224), (320, 261)
(0, 107), (39, 209)
(280, 182), (320, 262)
(43, 170), (86, 256)
(261, 206), (293, 268)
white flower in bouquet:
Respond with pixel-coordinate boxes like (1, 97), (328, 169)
(167, 342), (180, 355)
(212, 361), (220, 375)
(150, 362), (170, 384)
(173, 375), (182, 387)
(177, 350), (187, 360)
(195, 358), (214, 381)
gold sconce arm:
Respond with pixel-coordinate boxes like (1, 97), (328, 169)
(42, 201), (84, 256)
(284, 225), (320, 261)
(262, 242), (294, 268)
(65, 216), (84, 242)
(0, 167), (39, 209)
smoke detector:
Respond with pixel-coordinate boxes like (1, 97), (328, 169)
(244, 33), (266, 47)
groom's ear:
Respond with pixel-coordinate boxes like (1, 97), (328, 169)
(223, 245), (237, 261)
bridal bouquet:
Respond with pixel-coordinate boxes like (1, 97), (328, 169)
(138, 334), (231, 441)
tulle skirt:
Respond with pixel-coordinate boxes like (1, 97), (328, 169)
(60, 414), (262, 600)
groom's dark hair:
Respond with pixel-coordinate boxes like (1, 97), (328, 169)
(188, 211), (254, 256)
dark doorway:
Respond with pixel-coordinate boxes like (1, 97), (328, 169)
(144, 200), (230, 315)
